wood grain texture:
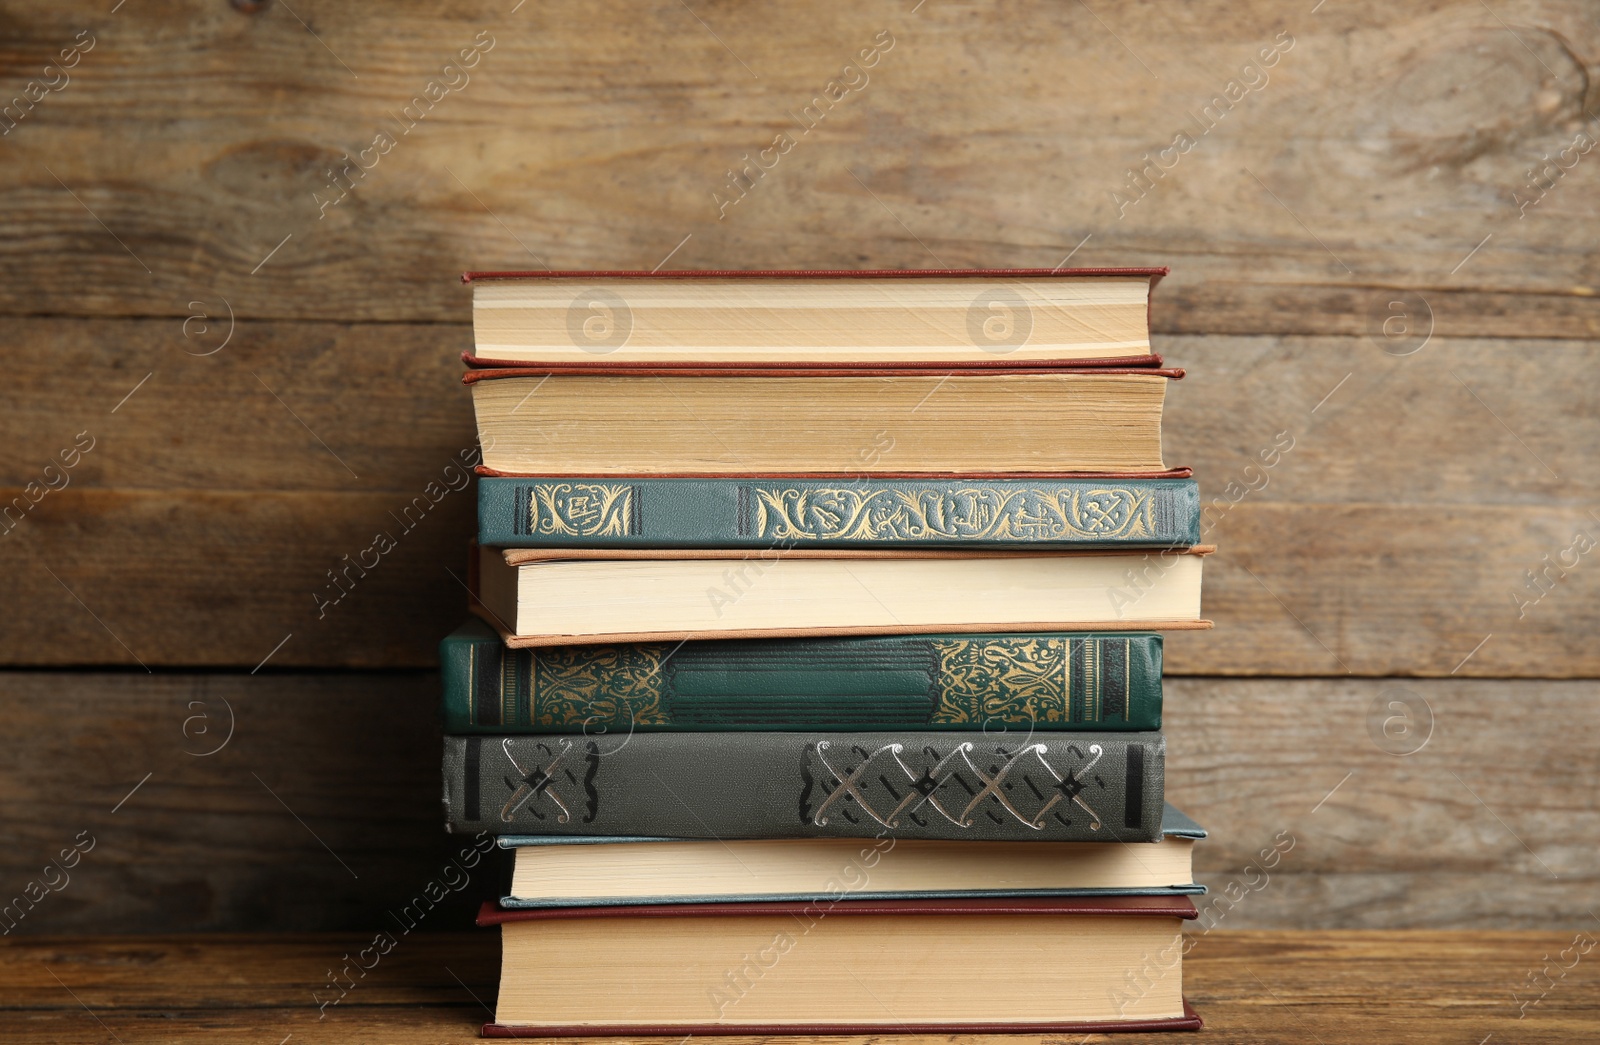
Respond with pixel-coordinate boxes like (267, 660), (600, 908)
(3, 319), (1596, 672)
(3, 931), (1597, 1043)
(0, 673), (1591, 934)
(3, 0), (1597, 945)
(1, 1), (1598, 334)
(1161, 677), (1600, 928)
(0, 672), (488, 936)
(4, 493), (1597, 673)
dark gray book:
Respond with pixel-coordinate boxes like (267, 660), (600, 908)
(443, 731), (1164, 842)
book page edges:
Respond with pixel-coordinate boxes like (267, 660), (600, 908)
(468, 607), (1213, 649)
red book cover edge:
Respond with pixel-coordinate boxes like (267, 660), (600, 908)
(462, 350), (1166, 371)
(461, 266), (1169, 283)
(462, 364), (1184, 383)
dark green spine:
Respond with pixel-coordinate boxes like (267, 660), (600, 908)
(439, 620), (1162, 734)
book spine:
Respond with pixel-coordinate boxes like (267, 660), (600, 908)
(441, 630), (1162, 733)
(478, 477), (1198, 549)
(443, 731), (1165, 841)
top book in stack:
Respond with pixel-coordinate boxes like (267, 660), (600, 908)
(461, 268), (1181, 477)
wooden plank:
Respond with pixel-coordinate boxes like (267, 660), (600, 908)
(0, 318), (473, 494)
(1161, 676), (1600, 922)
(1164, 501), (1600, 677)
(1, 2), (1598, 334)
(7, 492), (1596, 674)
(0, 673), (1592, 934)
(2, 320), (1597, 672)
(0, 490), (476, 668)
(0, 672), (486, 935)
(2, 931), (1597, 1043)
(5, 319), (1592, 499)
(1190, 872), (1600, 930)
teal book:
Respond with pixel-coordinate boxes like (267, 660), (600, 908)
(440, 618), (1162, 733)
(476, 475), (1198, 549)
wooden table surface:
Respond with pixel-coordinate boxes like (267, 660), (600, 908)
(3, 0), (1598, 945)
(3, 931), (1595, 1043)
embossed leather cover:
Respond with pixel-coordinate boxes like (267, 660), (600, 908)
(442, 730), (1165, 841)
(477, 475), (1199, 548)
(441, 617), (1164, 733)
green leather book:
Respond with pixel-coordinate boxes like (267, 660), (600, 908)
(476, 475), (1198, 548)
(442, 730), (1165, 841)
(440, 618), (1162, 733)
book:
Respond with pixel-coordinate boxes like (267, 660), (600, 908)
(473, 545), (1210, 646)
(497, 802), (1206, 907)
(476, 474), (1200, 549)
(476, 896), (1201, 1034)
(441, 730), (1165, 841)
(460, 267), (1168, 368)
(441, 618), (1166, 733)
(463, 369), (1179, 475)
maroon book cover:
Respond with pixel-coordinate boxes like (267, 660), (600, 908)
(461, 351), (1169, 372)
(462, 364), (1185, 382)
(461, 266), (1169, 283)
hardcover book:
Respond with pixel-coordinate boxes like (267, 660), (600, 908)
(464, 368), (1180, 475)
(476, 896), (1201, 1034)
(461, 267), (1168, 368)
(496, 803), (1206, 908)
(441, 618), (1165, 733)
(476, 474), (1200, 549)
(473, 545), (1211, 646)
(441, 730), (1165, 841)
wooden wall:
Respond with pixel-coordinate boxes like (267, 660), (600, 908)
(1, 0), (1595, 932)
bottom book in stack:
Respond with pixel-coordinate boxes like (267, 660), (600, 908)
(473, 806), (1206, 1035)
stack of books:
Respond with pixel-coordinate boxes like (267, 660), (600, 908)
(442, 268), (1211, 1035)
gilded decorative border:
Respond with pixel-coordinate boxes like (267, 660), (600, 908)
(531, 645), (670, 728)
(930, 638), (1072, 724)
(753, 486), (1154, 542)
(526, 482), (633, 538)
